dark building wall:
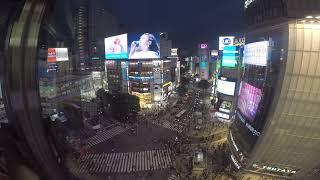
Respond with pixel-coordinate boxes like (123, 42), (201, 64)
(231, 20), (320, 179)
(249, 20), (320, 179)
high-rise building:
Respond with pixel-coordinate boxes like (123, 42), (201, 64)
(198, 43), (210, 80)
(105, 59), (178, 109)
(75, 0), (89, 71)
(229, 0), (320, 179)
(88, 0), (125, 67)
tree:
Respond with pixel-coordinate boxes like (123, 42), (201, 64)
(177, 85), (188, 96)
(197, 80), (210, 89)
(180, 76), (190, 86)
(110, 93), (140, 123)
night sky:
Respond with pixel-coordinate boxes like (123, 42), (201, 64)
(104, 0), (243, 51)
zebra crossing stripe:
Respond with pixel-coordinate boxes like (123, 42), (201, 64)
(86, 126), (130, 148)
(103, 153), (111, 173)
(168, 174), (177, 180)
(139, 151), (142, 170)
(159, 150), (165, 168)
(162, 150), (167, 168)
(119, 153), (125, 173)
(108, 153), (115, 173)
(78, 153), (91, 173)
(116, 153), (122, 173)
(76, 149), (172, 174)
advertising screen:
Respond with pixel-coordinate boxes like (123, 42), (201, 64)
(47, 48), (69, 62)
(222, 46), (238, 68)
(211, 50), (218, 57)
(105, 33), (128, 59)
(217, 79), (236, 96)
(128, 33), (160, 59)
(219, 36), (235, 50)
(171, 48), (178, 56)
(200, 43), (208, 49)
(238, 81), (262, 123)
(243, 41), (269, 66)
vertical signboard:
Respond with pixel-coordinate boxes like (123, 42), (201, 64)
(153, 60), (162, 102)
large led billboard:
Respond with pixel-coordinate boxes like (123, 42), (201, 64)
(219, 36), (235, 50)
(217, 79), (236, 96)
(128, 33), (160, 59)
(222, 46), (238, 68)
(243, 41), (269, 66)
(105, 33), (128, 59)
(238, 81), (262, 123)
(47, 48), (69, 62)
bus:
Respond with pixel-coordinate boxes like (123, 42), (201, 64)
(175, 109), (187, 119)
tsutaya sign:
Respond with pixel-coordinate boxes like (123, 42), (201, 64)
(253, 164), (297, 175)
(245, 0), (255, 9)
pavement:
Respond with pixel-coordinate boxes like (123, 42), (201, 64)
(67, 81), (232, 180)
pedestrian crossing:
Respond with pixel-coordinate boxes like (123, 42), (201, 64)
(73, 149), (172, 174)
(151, 120), (186, 133)
(168, 174), (177, 180)
(86, 126), (130, 148)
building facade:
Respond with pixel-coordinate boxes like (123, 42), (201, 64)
(105, 59), (179, 109)
(229, 0), (320, 179)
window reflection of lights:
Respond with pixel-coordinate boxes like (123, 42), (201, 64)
(306, 16), (313, 19)
(316, 16), (320, 19)
(304, 23), (320, 29)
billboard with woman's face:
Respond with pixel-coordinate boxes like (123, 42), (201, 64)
(128, 33), (160, 59)
(105, 33), (128, 59)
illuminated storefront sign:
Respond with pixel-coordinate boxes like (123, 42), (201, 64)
(230, 131), (239, 152)
(216, 112), (230, 119)
(231, 155), (241, 169)
(163, 82), (172, 87)
(47, 48), (69, 62)
(237, 112), (261, 136)
(234, 37), (245, 46)
(252, 164), (297, 175)
(200, 43), (208, 49)
(217, 79), (236, 96)
(171, 48), (178, 56)
(211, 50), (218, 57)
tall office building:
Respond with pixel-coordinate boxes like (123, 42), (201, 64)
(198, 44), (210, 80)
(75, 0), (89, 70)
(88, 0), (125, 65)
(229, 0), (320, 179)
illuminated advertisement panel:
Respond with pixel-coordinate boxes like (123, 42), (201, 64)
(211, 50), (218, 57)
(47, 48), (69, 62)
(128, 33), (160, 59)
(217, 79), (236, 96)
(222, 46), (238, 68)
(243, 41), (269, 66)
(171, 48), (178, 56)
(105, 33), (128, 59)
(219, 36), (235, 50)
(238, 81), (262, 123)
(200, 43), (208, 49)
